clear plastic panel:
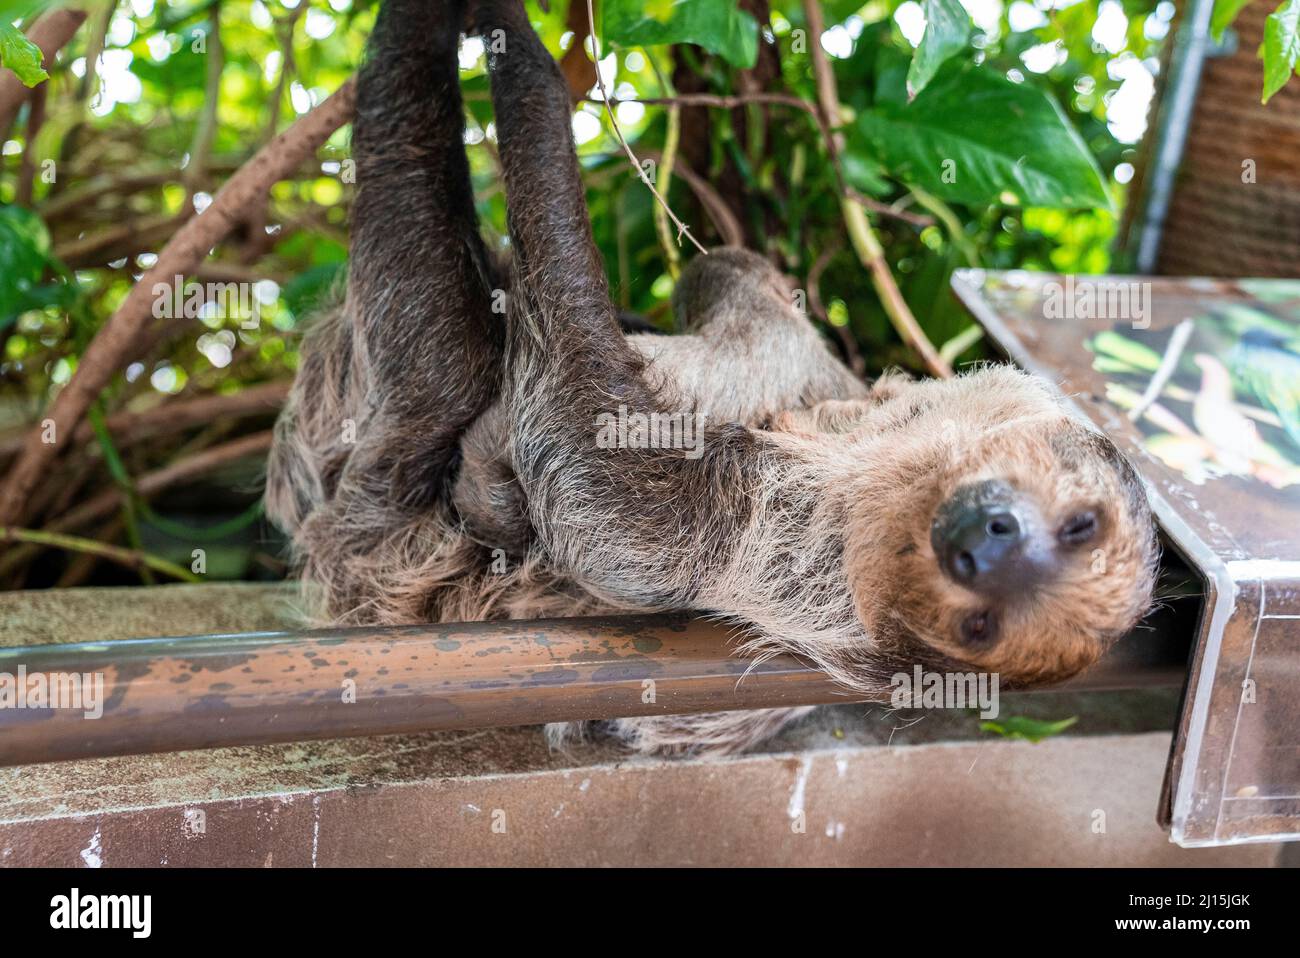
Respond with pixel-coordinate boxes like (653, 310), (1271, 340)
(952, 270), (1300, 846)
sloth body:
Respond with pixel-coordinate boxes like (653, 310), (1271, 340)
(266, 0), (1159, 753)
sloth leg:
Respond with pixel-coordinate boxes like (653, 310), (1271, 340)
(482, 0), (769, 608)
(483, 1), (851, 753)
(623, 249), (870, 426)
(274, 0), (500, 517)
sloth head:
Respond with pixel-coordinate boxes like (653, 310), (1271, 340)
(841, 365), (1159, 687)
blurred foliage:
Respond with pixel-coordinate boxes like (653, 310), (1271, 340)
(0, 0), (1174, 584)
(1211, 0), (1300, 103)
(980, 714), (1078, 741)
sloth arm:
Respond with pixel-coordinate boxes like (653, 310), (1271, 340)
(483, 0), (786, 606)
(268, 0), (501, 546)
(340, 0), (502, 506)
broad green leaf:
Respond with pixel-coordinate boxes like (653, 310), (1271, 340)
(1262, 0), (1300, 103)
(842, 151), (891, 196)
(282, 262), (346, 322)
(980, 715), (1078, 743)
(603, 0), (759, 69)
(907, 0), (971, 99)
(1212, 0), (1254, 41)
(0, 204), (52, 322)
(854, 64), (1111, 210)
(0, 20), (47, 87)
(0, 1), (59, 22)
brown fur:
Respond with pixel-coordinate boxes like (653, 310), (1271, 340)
(265, 0), (1159, 755)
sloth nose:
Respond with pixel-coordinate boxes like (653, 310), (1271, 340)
(931, 482), (1046, 595)
(937, 505), (1023, 587)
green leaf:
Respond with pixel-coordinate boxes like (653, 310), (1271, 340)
(0, 203), (52, 322)
(1212, 0), (1254, 41)
(282, 262), (345, 322)
(603, 0), (759, 69)
(854, 64), (1111, 210)
(906, 0), (971, 99)
(842, 150), (891, 196)
(0, 20), (48, 88)
(1262, 0), (1300, 103)
(980, 715), (1078, 743)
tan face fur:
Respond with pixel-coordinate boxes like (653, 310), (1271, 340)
(832, 366), (1159, 686)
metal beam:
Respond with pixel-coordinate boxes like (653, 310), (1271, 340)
(0, 613), (1189, 766)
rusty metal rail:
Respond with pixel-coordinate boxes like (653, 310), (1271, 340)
(0, 613), (1190, 767)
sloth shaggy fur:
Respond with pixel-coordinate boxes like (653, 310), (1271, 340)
(265, 0), (1159, 755)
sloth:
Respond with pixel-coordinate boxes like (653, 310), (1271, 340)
(265, 0), (1159, 754)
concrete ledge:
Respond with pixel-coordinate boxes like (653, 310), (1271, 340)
(0, 719), (1280, 866)
(0, 582), (302, 647)
(2, 584), (1257, 865)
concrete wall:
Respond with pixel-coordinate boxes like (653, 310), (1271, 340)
(1, 711), (1283, 867)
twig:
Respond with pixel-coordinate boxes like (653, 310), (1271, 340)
(185, 0), (225, 192)
(54, 211), (188, 267)
(637, 149), (744, 247)
(263, 3), (305, 147)
(76, 1), (115, 105)
(0, 8), (88, 135)
(938, 324), (985, 367)
(0, 78), (355, 526)
(583, 0), (707, 256)
(1128, 318), (1194, 422)
(559, 0), (598, 100)
(906, 183), (976, 264)
(0, 381), (288, 460)
(801, 0), (950, 379)
(585, 103), (933, 231)
(56, 430), (273, 532)
(40, 169), (178, 220)
(15, 82), (45, 206)
(239, 1), (306, 263)
(0, 431), (273, 577)
(845, 187), (935, 228)
(0, 525), (201, 582)
(654, 101), (685, 277)
(55, 515), (125, 587)
(808, 244), (865, 376)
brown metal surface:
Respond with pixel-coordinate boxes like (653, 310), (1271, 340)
(952, 270), (1300, 847)
(0, 609), (1187, 768)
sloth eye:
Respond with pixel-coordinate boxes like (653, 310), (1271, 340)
(1058, 511), (1099, 546)
(960, 610), (998, 646)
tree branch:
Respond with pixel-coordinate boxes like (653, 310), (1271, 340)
(0, 525), (201, 582)
(800, 0), (950, 378)
(0, 381), (289, 459)
(0, 8), (88, 135)
(0, 77), (356, 526)
(0, 431), (273, 577)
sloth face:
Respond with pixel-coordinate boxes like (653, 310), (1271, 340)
(843, 366), (1159, 686)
